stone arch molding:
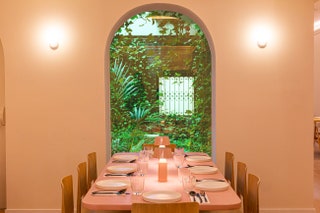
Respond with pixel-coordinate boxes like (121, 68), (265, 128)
(104, 3), (216, 161)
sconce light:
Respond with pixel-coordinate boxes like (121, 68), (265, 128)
(49, 37), (59, 50)
(45, 26), (62, 50)
(253, 25), (270, 49)
(256, 29), (268, 48)
(257, 37), (267, 48)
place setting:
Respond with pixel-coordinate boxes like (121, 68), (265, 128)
(185, 155), (212, 163)
(111, 154), (138, 163)
(104, 164), (137, 177)
(92, 179), (131, 195)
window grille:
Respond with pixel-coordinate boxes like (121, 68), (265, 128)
(159, 77), (194, 115)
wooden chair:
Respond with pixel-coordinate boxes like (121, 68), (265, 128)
(142, 143), (155, 153)
(61, 175), (74, 213)
(247, 173), (261, 213)
(154, 136), (170, 145)
(236, 161), (247, 213)
(77, 162), (88, 213)
(132, 202), (199, 213)
(225, 152), (235, 189)
(87, 152), (97, 188)
(143, 144), (177, 152)
(158, 144), (176, 152)
(143, 144), (176, 158)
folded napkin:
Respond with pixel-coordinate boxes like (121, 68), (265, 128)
(189, 192), (210, 204)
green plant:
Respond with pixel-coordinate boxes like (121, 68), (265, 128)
(110, 11), (212, 154)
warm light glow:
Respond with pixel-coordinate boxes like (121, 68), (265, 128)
(49, 38), (59, 50)
(315, 20), (320, 32)
(254, 26), (270, 48)
(42, 24), (65, 50)
(159, 158), (167, 163)
(46, 27), (62, 50)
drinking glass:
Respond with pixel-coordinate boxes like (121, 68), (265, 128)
(173, 154), (185, 168)
(182, 175), (196, 193)
(130, 174), (145, 195)
(139, 150), (149, 162)
(178, 167), (190, 183)
(137, 160), (148, 176)
(174, 147), (185, 155)
(143, 146), (154, 159)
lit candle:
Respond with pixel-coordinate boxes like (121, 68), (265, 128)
(158, 158), (167, 182)
(159, 145), (166, 158)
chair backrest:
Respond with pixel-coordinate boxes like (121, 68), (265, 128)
(236, 161), (247, 213)
(154, 136), (170, 145)
(225, 152), (235, 189)
(132, 202), (199, 213)
(87, 152), (97, 188)
(143, 144), (176, 158)
(247, 173), (261, 213)
(61, 175), (74, 213)
(143, 143), (154, 151)
(77, 162), (88, 213)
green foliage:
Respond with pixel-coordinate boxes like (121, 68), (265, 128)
(110, 11), (212, 155)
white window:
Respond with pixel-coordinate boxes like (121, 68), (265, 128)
(159, 77), (194, 115)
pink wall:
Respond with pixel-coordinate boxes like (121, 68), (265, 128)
(0, 0), (315, 212)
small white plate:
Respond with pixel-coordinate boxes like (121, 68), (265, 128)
(106, 165), (136, 174)
(142, 191), (182, 203)
(185, 155), (211, 162)
(113, 154), (138, 162)
(195, 180), (229, 192)
(95, 179), (129, 190)
(189, 166), (218, 175)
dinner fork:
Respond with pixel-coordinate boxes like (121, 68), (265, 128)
(200, 190), (208, 202)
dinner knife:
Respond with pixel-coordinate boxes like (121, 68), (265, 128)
(186, 164), (214, 168)
(92, 190), (129, 195)
(196, 178), (226, 182)
(105, 172), (134, 177)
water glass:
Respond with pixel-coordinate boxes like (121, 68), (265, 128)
(137, 160), (148, 176)
(182, 175), (196, 193)
(139, 150), (149, 162)
(173, 154), (185, 168)
(178, 167), (190, 183)
(174, 147), (185, 155)
(143, 146), (154, 159)
(130, 174), (145, 195)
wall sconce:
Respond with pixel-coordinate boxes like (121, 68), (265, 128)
(252, 25), (270, 49)
(256, 29), (268, 48)
(257, 36), (267, 48)
(49, 38), (59, 50)
(45, 26), (62, 50)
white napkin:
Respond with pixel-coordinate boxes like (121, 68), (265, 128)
(189, 192), (210, 204)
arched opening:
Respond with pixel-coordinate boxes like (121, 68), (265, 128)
(105, 4), (216, 161)
(0, 39), (6, 209)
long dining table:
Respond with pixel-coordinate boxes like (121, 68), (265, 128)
(82, 152), (241, 212)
